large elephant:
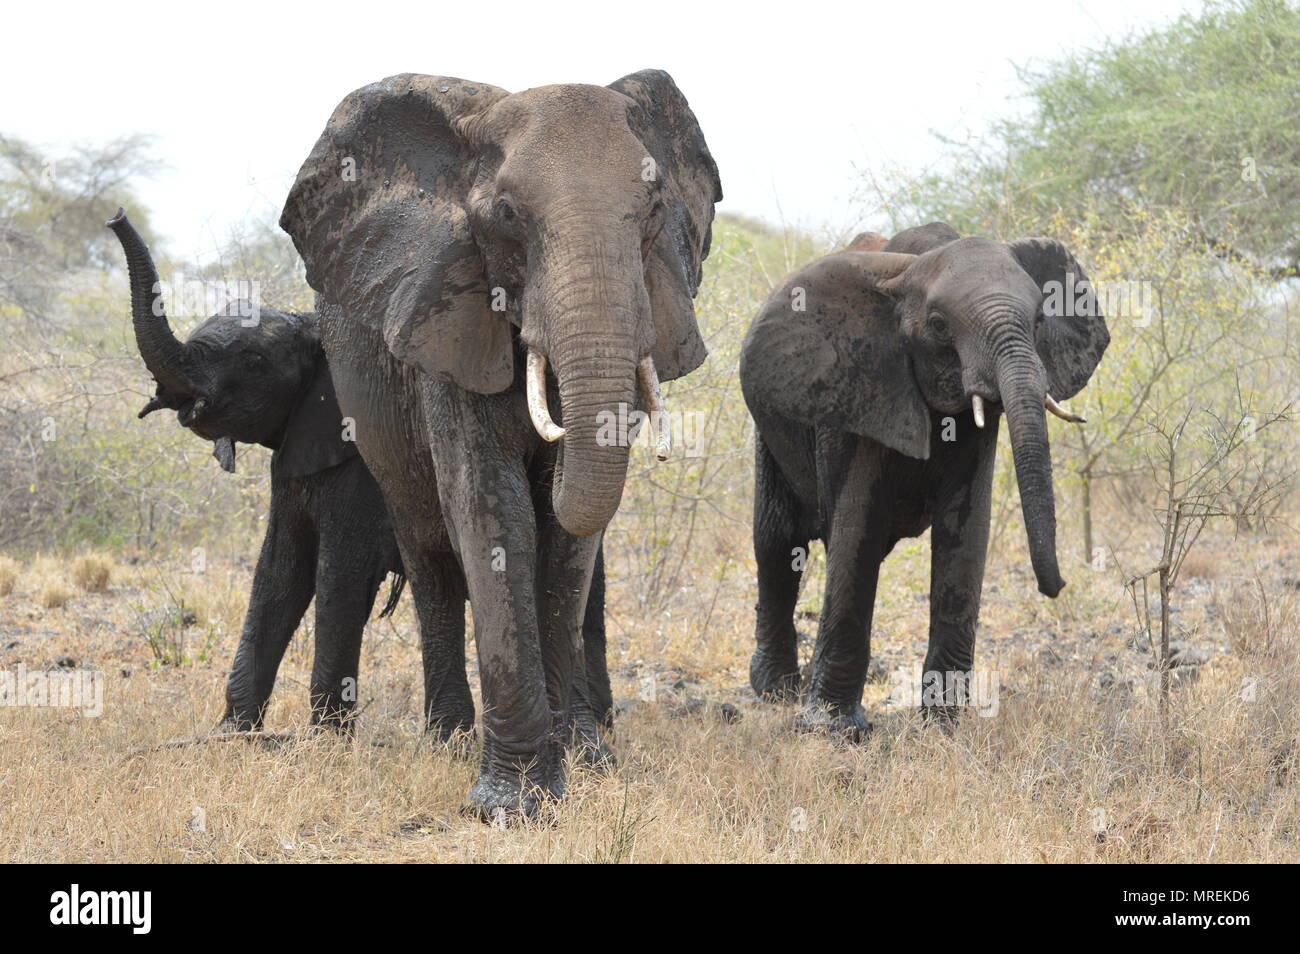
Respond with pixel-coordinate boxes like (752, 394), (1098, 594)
(108, 209), (403, 731)
(739, 223), (1108, 738)
(280, 70), (721, 816)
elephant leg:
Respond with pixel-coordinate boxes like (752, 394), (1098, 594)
(533, 513), (605, 767)
(380, 480), (475, 743)
(309, 510), (389, 732)
(413, 554), (473, 742)
(578, 543), (614, 731)
(751, 435), (810, 701)
(427, 410), (554, 819)
(222, 490), (316, 731)
(800, 436), (892, 743)
(923, 419), (999, 726)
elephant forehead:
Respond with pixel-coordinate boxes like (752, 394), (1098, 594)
(498, 83), (633, 129)
(189, 308), (301, 348)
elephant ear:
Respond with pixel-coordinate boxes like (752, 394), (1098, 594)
(1009, 237), (1110, 401)
(280, 74), (514, 394)
(740, 251), (931, 459)
(273, 360), (359, 479)
(608, 69), (722, 382)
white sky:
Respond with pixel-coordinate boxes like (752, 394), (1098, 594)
(5, 0), (1198, 260)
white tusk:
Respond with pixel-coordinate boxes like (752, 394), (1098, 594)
(971, 395), (986, 429)
(1045, 393), (1086, 424)
(526, 350), (565, 442)
(637, 356), (671, 461)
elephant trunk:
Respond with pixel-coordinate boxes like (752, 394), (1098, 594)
(532, 228), (642, 537)
(995, 344), (1066, 598)
(106, 208), (201, 399)
(550, 344), (638, 537)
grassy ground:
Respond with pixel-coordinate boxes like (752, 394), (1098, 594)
(1, 518), (1296, 863)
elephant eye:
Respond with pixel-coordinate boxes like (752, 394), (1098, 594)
(928, 311), (949, 335)
(241, 350), (265, 371)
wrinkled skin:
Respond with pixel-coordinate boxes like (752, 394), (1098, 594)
(281, 71), (720, 817)
(110, 211), (616, 741)
(739, 223), (1108, 737)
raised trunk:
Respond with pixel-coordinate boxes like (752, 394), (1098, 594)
(106, 209), (200, 398)
(996, 351), (1066, 597)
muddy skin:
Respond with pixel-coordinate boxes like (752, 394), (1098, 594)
(282, 71), (721, 818)
(740, 222), (1108, 736)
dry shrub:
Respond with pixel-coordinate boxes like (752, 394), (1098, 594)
(72, 554), (112, 593)
(38, 581), (73, 609)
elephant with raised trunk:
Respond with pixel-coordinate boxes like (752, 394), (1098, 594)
(740, 223), (1108, 738)
(281, 70), (721, 816)
(108, 209), (403, 731)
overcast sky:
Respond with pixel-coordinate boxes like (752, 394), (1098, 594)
(6, 0), (1197, 260)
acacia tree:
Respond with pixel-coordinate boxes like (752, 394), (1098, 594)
(874, 0), (1300, 279)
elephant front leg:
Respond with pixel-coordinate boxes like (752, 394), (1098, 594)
(535, 517), (606, 768)
(800, 437), (892, 743)
(432, 445), (555, 819)
(222, 497), (316, 731)
(922, 422), (999, 727)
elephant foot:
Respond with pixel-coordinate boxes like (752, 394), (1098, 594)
(425, 708), (478, 758)
(463, 765), (562, 824)
(463, 737), (565, 824)
(795, 701), (873, 745)
(309, 699), (358, 736)
(217, 708), (264, 734)
(567, 700), (617, 772)
(921, 704), (961, 734)
(750, 647), (800, 702)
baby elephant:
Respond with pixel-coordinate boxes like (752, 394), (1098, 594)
(108, 209), (402, 731)
(740, 223), (1108, 737)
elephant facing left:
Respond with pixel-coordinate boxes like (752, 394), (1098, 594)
(108, 209), (404, 732)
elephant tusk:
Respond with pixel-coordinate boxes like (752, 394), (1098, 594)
(1045, 393), (1086, 424)
(526, 350), (565, 442)
(637, 356), (671, 461)
(971, 395), (986, 429)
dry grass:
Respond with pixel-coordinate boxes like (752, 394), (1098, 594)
(37, 581), (73, 610)
(1, 522), (1297, 863)
(72, 554), (113, 593)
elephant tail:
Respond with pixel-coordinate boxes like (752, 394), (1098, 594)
(377, 571), (406, 619)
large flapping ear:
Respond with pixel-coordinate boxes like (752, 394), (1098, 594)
(608, 69), (722, 382)
(280, 75), (514, 394)
(273, 360), (359, 479)
(1008, 238), (1111, 400)
(740, 251), (932, 459)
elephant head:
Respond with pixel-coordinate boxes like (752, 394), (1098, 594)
(108, 209), (355, 477)
(280, 70), (721, 536)
(742, 223), (1108, 597)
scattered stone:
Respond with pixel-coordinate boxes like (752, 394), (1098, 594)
(55, 656), (77, 669)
